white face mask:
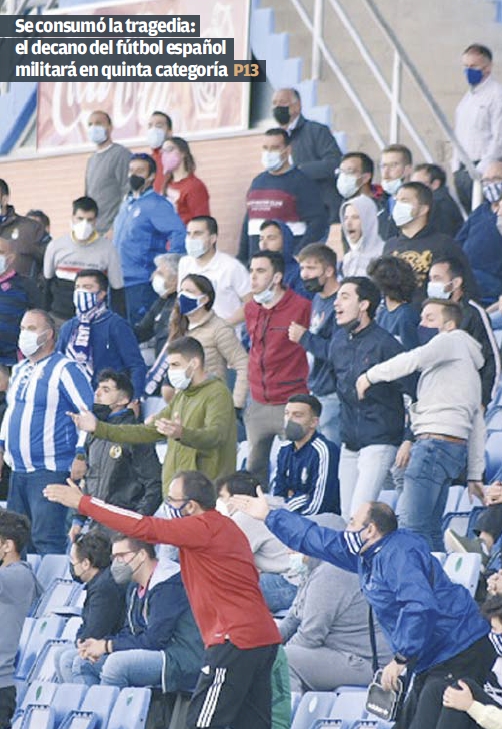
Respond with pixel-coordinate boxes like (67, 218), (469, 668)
(152, 274), (168, 297)
(426, 281), (451, 300)
(347, 236), (364, 252)
(253, 282), (275, 305)
(0, 254), (8, 276)
(168, 367), (192, 391)
(147, 127), (166, 150)
(262, 150), (284, 173)
(87, 125), (108, 145)
(72, 220), (94, 241)
(185, 237), (207, 259)
(382, 177), (403, 196)
(337, 172), (360, 199)
(392, 200), (414, 227)
(18, 329), (47, 358)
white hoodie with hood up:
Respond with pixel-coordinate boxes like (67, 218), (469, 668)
(341, 195), (385, 276)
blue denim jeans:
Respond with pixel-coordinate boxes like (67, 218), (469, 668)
(7, 469), (69, 554)
(259, 573), (298, 613)
(338, 444), (397, 521)
(72, 649), (164, 689)
(398, 438), (467, 551)
(317, 393), (341, 448)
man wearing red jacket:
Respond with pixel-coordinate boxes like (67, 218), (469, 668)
(44, 470), (281, 729)
(245, 250), (312, 485)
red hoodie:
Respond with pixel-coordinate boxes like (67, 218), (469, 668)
(245, 287), (311, 404)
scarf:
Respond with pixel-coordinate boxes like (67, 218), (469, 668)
(66, 300), (107, 378)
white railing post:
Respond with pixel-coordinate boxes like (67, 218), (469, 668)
(312, 0), (323, 80)
(390, 50), (401, 142)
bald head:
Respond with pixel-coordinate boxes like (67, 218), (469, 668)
(272, 88), (301, 127)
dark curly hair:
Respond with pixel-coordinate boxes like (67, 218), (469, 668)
(367, 255), (417, 303)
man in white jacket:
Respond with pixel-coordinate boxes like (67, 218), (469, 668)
(356, 298), (485, 550)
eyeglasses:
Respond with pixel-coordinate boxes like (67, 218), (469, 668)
(112, 550), (138, 563)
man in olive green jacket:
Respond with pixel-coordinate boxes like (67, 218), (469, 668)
(68, 336), (236, 495)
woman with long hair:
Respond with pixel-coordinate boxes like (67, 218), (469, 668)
(161, 137), (210, 225)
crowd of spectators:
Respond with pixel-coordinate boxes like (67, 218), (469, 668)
(2, 39), (502, 729)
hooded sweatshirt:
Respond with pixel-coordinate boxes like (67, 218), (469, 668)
(341, 196), (385, 277)
(365, 329), (485, 479)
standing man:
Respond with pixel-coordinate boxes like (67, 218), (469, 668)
(45, 470), (282, 729)
(0, 179), (47, 279)
(146, 110), (173, 193)
(113, 153), (186, 325)
(378, 144), (413, 241)
(0, 310), (94, 554)
(356, 299), (485, 550)
(63, 336), (236, 495)
(178, 216), (251, 325)
(85, 110), (131, 234)
(244, 251), (311, 485)
(271, 87), (342, 238)
(233, 495), (495, 729)
(453, 44), (502, 213)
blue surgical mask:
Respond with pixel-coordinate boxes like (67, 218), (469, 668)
(178, 292), (205, 316)
(417, 325), (439, 345)
(87, 124), (108, 145)
(464, 67), (483, 86)
(344, 526), (369, 556)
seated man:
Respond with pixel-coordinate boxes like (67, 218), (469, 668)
(0, 511), (41, 728)
(69, 370), (162, 542)
(280, 513), (391, 692)
(217, 471), (302, 613)
(73, 534), (204, 693)
(273, 394), (340, 516)
(56, 531), (127, 682)
(57, 269), (146, 400)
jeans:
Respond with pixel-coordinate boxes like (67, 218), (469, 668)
(7, 469), (69, 554)
(317, 392), (341, 448)
(125, 283), (158, 327)
(398, 438), (467, 551)
(72, 649), (164, 689)
(338, 444), (397, 521)
(259, 573), (297, 614)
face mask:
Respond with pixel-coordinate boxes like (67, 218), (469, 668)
(253, 283), (275, 305)
(347, 236), (364, 252)
(337, 172), (360, 199)
(288, 552), (308, 576)
(69, 563), (84, 584)
(344, 526), (369, 556)
(169, 367), (192, 391)
(72, 220), (94, 241)
(73, 289), (99, 314)
(483, 181), (502, 204)
(284, 420), (308, 441)
(87, 125), (107, 145)
(262, 150), (284, 173)
(426, 281), (451, 300)
(152, 274), (168, 297)
(93, 403), (112, 420)
(0, 255), (8, 276)
(129, 174), (146, 192)
(272, 105), (291, 126)
(341, 318), (361, 335)
(490, 631), (502, 657)
(18, 329), (46, 358)
(417, 325), (439, 345)
(382, 177), (402, 196)
(179, 292), (205, 316)
(147, 126), (166, 150)
(465, 67), (483, 86)
(161, 148), (183, 173)
(111, 559), (134, 585)
(165, 500), (189, 519)
(303, 277), (324, 294)
(185, 237), (207, 259)
(392, 200), (414, 227)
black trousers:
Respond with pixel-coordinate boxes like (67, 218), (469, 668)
(397, 635), (496, 729)
(186, 641), (278, 729)
(454, 167), (474, 214)
(0, 686), (16, 729)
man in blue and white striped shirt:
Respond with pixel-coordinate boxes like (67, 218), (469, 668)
(0, 310), (94, 554)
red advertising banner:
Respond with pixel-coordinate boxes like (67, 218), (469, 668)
(36, 0), (250, 150)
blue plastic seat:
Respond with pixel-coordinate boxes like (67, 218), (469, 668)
(32, 579), (82, 618)
(444, 552), (482, 596)
(107, 687), (152, 729)
(36, 556), (71, 590)
(291, 691), (336, 729)
(329, 688), (368, 721)
(52, 683), (88, 725)
(77, 685), (120, 728)
(19, 705), (55, 729)
(58, 713), (100, 729)
(60, 616), (83, 641)
(485, 432), (502, 482)
(15, 616), (66, 681)
(27, 638), (72, 682)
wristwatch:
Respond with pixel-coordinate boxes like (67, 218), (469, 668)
(394, 653), (408, 665)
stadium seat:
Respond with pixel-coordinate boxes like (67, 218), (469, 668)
(52, 683), (88, 725)
(141, 396), (165, 422)
(27, 638), (72, 682)
(310, 721), (350, 728)
(78, 685), (120, 728)
(444, 552), (482, 596)
(60, 616), (83, 641)
(15, 616), (66, 681)
(456, 488), (483, 513)
(486, 406), (502, 433)
(19, 705), (55, 729)
(442, 485), (464, 516)
(20, 681), (59, 710)
(58, 712), (100, 729)
(107, 687), (151, 729)
(32, 579), (83, 618)
(485, 432), (502, 482)
(26, 554), (41, 574)
(442, 511), (470, 538)
(36, 556), (71, 590)
(291, 691), (302, 720)
(329, 688), (368, 721)
(431, 552), (446, 564)
(291, 691), (336, 729)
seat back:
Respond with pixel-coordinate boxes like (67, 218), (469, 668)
(15, 616), (66, 680)
(19, 705), (55, 729)
(27, 639), (72, 682)
(53, 683), (88, 725)
(60, 616), (83, 641)
(32, 579), (82, 618)
(80, 686), (120, 728)
(444, 552), (482, 596)
(36, 556), (71, 590)
(107, 687), (152, 729)
(291, 691), (336, 729)
(329, 689), (368, 721)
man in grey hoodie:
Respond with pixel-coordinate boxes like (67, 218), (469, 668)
(356, 298), (485, 550)
(0, 510), (40, 728)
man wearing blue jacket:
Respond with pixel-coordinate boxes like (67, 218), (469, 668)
(233, 496), (495, 729)
(113, 153), (186, 325)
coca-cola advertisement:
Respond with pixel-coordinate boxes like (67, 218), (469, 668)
(36, 0), (250, 150)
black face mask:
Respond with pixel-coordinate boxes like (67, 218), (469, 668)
(69, 562), (84, 584)
(303, 277), (324, 294)
(93, 403), (112, 420)
(342, 318), (361, 335)
(273, 106), (291, 125)
(129, 174), (146, 192)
